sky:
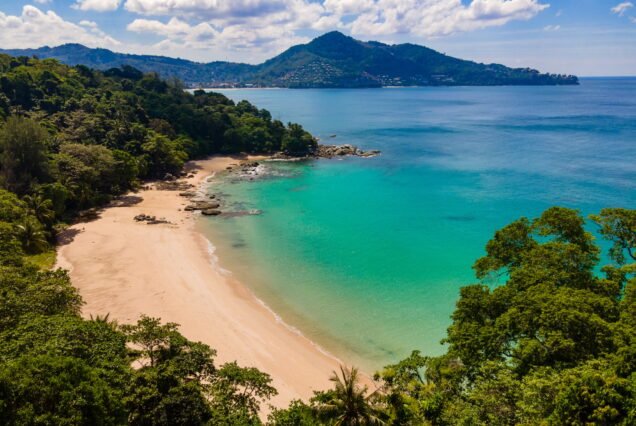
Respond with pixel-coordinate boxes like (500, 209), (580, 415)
(0, 0), (634, 76)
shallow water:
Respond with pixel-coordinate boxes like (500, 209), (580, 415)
(199, 79), (636, 371)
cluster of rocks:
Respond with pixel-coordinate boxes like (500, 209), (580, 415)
(184, 200), (222, 216)
(315, 144), (380, 158)
(225, 161), (261, 180)
(134, 214), (171, 225)
(164, 171), (196, 181)
(156, 180), (195, 191)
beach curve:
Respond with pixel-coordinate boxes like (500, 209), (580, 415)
(55, 156), (349, 409)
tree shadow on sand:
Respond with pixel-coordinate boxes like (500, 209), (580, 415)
(109, 195), (143, 208)
(57, 228), (83, 247)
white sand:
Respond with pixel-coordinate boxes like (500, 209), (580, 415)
(56, 156), (351, 408)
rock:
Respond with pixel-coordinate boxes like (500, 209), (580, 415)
(185, 201), (221, 211)
(156, 181), (195, 191)
(147, 218), (170, 225)
(179, 191), (196, 197)
(134, 214), (157, 222)
(314, 144), (380, 159)
(201, 209), (222, 216)
(209, 194), (216, 199)
(163, 173), (176, 181)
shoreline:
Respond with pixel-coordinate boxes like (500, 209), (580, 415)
(55, 156), (357, 409)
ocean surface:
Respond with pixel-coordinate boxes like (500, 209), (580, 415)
(199, 79), (636, 371)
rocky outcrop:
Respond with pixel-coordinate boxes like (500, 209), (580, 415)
(134, 214), (171, 224)
(156, 180), (194, 191)
(315, 144), (380, 158)
(271, 144), (380, 160)
(185, 201), (221, 212)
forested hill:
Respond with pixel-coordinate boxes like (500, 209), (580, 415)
(0, 31), (578, 88)
(0, 54), (317, 215)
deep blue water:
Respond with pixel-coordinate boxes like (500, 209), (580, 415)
(201, 79), (636, 370)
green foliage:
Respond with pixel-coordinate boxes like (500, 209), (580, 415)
(0, 54), (316, 220)
(0, 54), (311, 426)
(591, 208), (636, 265)
(209, 361), (277, 424)
(0, 355), (127, 425)
(0, 116), (50, 195)
(282, 123), (317, 156)
(371, 207), (636, 425)
(311, 366), (386, 425)
(268, 400), (321, 426)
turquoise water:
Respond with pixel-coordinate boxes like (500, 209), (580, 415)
(201, 79), (636, 371)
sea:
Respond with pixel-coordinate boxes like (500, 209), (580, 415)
(198, 78), (636, 371)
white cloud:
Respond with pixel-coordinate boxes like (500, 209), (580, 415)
(611, 2), (634, 17)
(34, 0), (52, 4)
(121, 0), (550, 60)
(0, 6), (120, 48)
(344, 0), (549, 38)
(124, 0), (291, 19)
(543, 24), (560, 31)
(73, 0), (121, 12)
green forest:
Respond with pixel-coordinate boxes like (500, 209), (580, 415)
(0, 55), (635, 425)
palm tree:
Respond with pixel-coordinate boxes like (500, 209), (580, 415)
(314, 366), (386, 425)
(90, 313), (119, 331)
(15, 216), (49, 254)
(23, 194), (55, 226)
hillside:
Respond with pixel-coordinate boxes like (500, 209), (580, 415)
(0, 31), (578, 88)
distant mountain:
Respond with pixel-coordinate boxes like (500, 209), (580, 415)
(0, 32), (578, 87)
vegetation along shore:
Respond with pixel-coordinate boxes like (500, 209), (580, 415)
(0, 54), (635, 425)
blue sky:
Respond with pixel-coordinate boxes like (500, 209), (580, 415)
(0, 0), (634, 76)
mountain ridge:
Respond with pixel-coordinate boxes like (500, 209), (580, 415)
(0, 31), (578, 87)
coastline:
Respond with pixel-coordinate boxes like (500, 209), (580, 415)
(55, 156), (349, 409)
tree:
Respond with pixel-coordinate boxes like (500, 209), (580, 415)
(0, 115), (50, 194)
(23, 193), (55, 228)
(209, 361), (277, 424)
(121, 315), (181, 368)
(376, 207), (636, 425)
(591, 208), (636, 265)
(282, 123), (317, 156)
(0, 355), (127, 426)
(15, 215), (48, 254)
(312, 366), (385, 425)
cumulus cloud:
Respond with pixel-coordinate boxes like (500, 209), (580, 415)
(611, 2), (634, 17)
(124, 0), (291, 19)
(121, 0), (550, 59)
(346, 0), (549, 37)
(73, 0), (121, 12)
(0, 5), (120, 48)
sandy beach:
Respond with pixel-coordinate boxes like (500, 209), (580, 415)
(56, 156), (345, 408)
